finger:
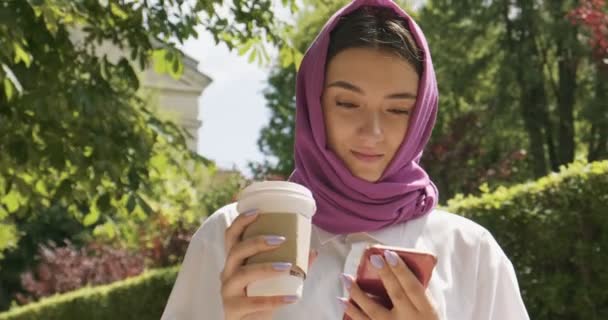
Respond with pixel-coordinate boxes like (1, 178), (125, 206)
(222, 234), (286, 281)
(370, 253), (416, 313)
(222, 262), (293, 296)
(308, 249), (318, 269)
(337, 297), (370, 320)
(342, 274), (390, 319)
(224, 295), (299, 318)
(383, 250), (433, 313)
(224, 209), (259, 254)
(242, 311), (274, 320)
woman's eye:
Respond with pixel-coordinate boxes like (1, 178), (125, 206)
(336, 101), (358, 109)
(389, 108), (411, 115)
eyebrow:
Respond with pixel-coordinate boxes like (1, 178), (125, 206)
(326, 80), (417, 100)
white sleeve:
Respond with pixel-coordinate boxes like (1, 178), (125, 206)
(161, 210), (229, 320)
(471, 232), (530, 320)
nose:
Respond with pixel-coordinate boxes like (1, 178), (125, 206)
(358, 111), (383, 143)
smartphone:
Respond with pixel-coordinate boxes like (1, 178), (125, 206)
(343, 244), (437, 319)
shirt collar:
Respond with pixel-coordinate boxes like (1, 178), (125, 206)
(312, 222), (405, 247)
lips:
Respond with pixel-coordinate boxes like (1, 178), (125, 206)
(351, 150), (384, 163)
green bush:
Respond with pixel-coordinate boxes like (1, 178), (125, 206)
(0, 267), (178, 320)
(446, 160), (608, 320)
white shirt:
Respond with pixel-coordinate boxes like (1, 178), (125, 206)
(161, 203), (530, 320)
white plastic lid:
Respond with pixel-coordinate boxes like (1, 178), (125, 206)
(239, 181), (313, 199)
(237, 181), (316, 219)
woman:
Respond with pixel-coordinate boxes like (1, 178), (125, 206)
(161, 0), (530, 319)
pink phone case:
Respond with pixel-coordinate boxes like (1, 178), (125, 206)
(343, 244), (437, 320)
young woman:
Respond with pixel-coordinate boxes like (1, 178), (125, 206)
(161, 0), (530, 319)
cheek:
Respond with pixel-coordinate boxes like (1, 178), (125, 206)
(386, 120), (409, 152)
(323, 108), (355, 152)
(324, 112), (349, 149)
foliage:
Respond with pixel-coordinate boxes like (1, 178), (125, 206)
(4, 167), (244, 307)
(253, 0), (608, 201)
(0, 0), (293, 311)
(568, 0), (608, 63)
(0, 0), (297, 259)
(419, 0), (608, 200)
(15, 240), (145, 306)
(0, 266), (179, 320)
(1, 166), (245, 309)
(446, 160), (608, 320)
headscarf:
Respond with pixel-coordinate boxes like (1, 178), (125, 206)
(289, 0), (439, 234)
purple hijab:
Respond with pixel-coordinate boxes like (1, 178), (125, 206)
(288, 0), (439, 234)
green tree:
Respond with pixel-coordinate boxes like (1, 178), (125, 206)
(0, 0), (297, 310)
(254, 0), (608, 201)
(418, 0), (607, 199)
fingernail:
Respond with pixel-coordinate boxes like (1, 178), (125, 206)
(336, 297), (349, 310)
(264, 235), (286, 245)
(241, 209), (258, 216)
(283, 295), (299, 303)
(370, 254), (385, 269)
(384, 250), (399, 267)
(340, 273), (353, 291)
(272, 262), (292, 271)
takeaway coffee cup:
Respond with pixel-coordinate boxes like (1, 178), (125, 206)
(236, 181), (316, 298)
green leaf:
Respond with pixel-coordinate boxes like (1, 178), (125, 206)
(1, 191), (21, 213)
(110, 3), (129, 20)
(238, 38), (255, 56)
(248, 49), (258, 64)
(83, 146), (93, 157)
(83, 207), (100, 226)
(152, 49), (168, 74)
(169, 54), (184, 80)
(35, 180), (48, 196)
(118, 58), (139, 89)
(290, 1), (298, 13)
(279, 46), (293, 68)
(128, 169), (140, 190)
(13, 43), (32, 67)
(4, 78), (14, 101)
(137, 195), (153, 215)
(126, 194), (136, 213)
(293, 50), (303, 70)
(93, 220), (116, 239)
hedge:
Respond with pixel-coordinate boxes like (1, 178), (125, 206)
(446, 160), (608, 320)
(0, 267), (178, 320)
(1, 161), (606, 319)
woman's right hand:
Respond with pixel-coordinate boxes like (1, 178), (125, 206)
(221, 209), (317, 320)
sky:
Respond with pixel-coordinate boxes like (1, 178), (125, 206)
(181, 0), (424, 176)
(183, 33), (271, 174)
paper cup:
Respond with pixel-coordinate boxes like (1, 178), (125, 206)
(236, 181), (316, 298)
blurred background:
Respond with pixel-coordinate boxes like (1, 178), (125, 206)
(0, 0), (606, 319)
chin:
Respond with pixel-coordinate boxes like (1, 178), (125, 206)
(351, 169), (382, 183)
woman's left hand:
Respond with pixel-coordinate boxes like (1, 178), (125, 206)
(339, 250), (439, 320)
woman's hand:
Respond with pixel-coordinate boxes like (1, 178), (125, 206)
(339, 250), (439, 320)
(221, 209), (318, 320)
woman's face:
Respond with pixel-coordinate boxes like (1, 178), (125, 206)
(322, 47), (419, 182)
